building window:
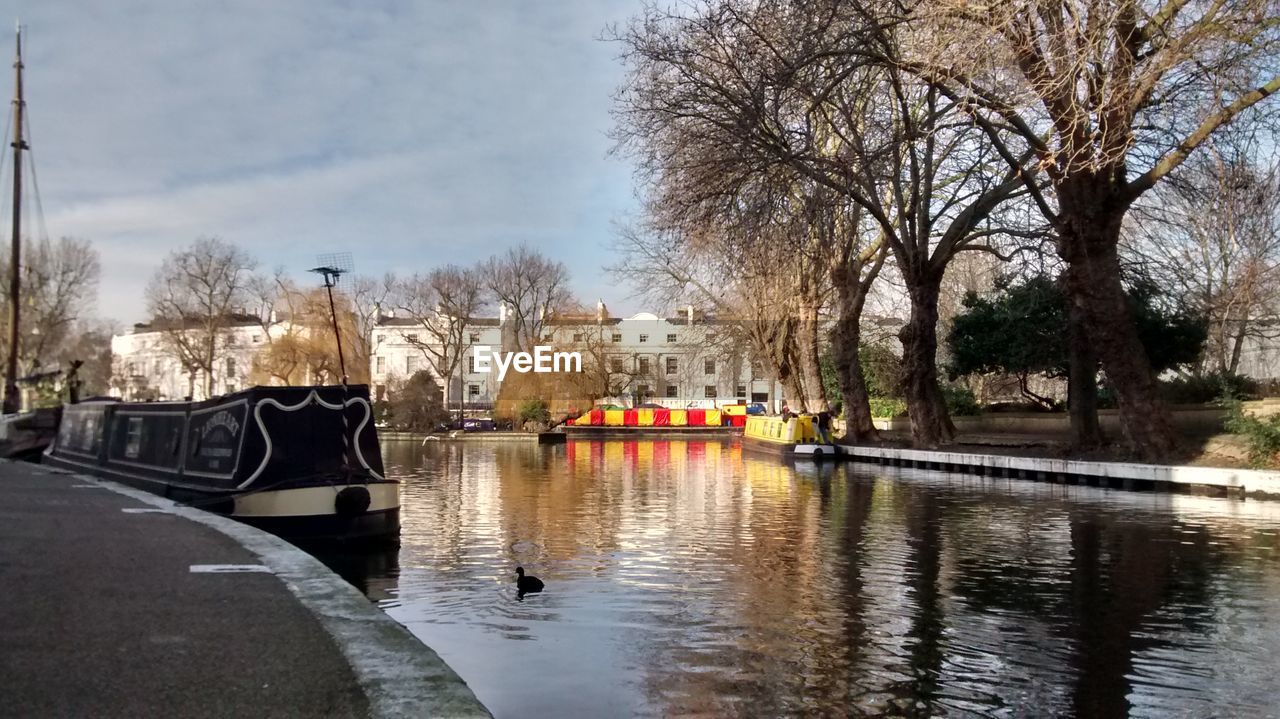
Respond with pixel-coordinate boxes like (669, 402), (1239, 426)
(573, 333), (584, 342)
(375, 384), (386, 401)
(468, 355), (477, 373)
(375, 356), (385, 374)
(252, 334), (262, 343)
(751, 360), (762, 378)
(610, 357), (624, 373)
(612, 333), (622, 343)
(638, 384), (650, 397)
(639, 334), (648, 343)
(704, 359), (715, 375)
(468, 384), (480, 397)
(704, 385), (717, 398)
(666, 357), (677, 374)
(736, 384), (746, 396)
(406, 333), (418, 342)
(225, 357), (236, 378)
(469, 332), (480, 343)
(707, 331), (717, 341)
(667, 333), (677, 343)
(638, 358), (651, 375)
(406, 355), (420, 373)
(666, 384), (678, 398)
(377, 334), (386, 344)
(225, 383), (235, 395)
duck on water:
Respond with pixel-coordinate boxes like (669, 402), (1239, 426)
(516, 566), (544, 599)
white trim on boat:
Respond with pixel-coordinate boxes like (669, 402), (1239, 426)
(233, 482), (400, 518)
(241, 390), (384, 489)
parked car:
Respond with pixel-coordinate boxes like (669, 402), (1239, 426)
(462, 418), (499, 432)
(745, 403), (767, 416)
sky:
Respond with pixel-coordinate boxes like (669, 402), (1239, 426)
(1, 0), (647, 326)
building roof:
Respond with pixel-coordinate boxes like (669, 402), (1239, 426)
(131, 313), (261, 332)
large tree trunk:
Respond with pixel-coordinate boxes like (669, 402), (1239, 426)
(1058, 178), (1176, 460)
(1064, 273), (1104, 450)
(782, 372), (805, 412)
(831, 262), (878, 442)
(898, 273), (955, 447)
(1228, 319), (1247, 375)
(795, 298), (828, 412)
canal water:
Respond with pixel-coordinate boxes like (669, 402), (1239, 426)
(330, 439), (1280, 718)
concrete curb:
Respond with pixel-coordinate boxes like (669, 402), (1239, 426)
(67, 472), (491, 719)
(841, 444), (1280, 499)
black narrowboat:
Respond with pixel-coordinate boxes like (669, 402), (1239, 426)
(44, 385), (399, 543)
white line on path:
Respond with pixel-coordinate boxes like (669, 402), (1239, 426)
(190, 564), (273, 574)
(80, 473), (491, 718)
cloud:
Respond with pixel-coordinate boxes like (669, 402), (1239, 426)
(5, 0), (646, 322)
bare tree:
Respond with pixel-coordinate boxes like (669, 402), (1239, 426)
(392, 265), (487, 405)
(914, 0), (1280, 457)
(1130, 141), (1280, 375)
(55, 318), (118, 398)
(613, 0), (1040, 446)
(479, 245), (571, 351)
(0, 236), (100, 376)
(145, 237), (256, 398)
(348, 273), (396, 378)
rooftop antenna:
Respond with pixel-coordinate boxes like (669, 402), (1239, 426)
(309, 252), (353, 385)
(309, 252), (354, 476)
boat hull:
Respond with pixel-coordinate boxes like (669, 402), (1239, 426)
(741, 435), (846, 461)
(44, 385), (400, 543)
(741, 415), (846, 462)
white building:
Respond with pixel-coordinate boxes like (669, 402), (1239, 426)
(109, 315), (289, 401)
(369, 303), (784, 411)
(110, 304), (786, 410)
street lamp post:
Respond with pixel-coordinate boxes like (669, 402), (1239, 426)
(309, 264), (350, 475)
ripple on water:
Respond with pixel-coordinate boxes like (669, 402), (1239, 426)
(320, 439), (1280, 719)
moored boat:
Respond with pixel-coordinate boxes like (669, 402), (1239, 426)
(741, 415), (846, 461)
(44, 385), (399, 543)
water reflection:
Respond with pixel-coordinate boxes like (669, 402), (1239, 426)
(363, 439), (1280, 718)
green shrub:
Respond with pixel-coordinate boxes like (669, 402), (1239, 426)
(1096, 382), (1118, 409)
(860, 344), (904, 398)
(943, 385), (981, 416)
(518, 399), (551, 425)
(1160, 372), (1259, 405)
(1225, 401), (1280, 468)
(869, 398), (907, 418)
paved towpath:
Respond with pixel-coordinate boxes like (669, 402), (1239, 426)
(0, 460), (489, 718)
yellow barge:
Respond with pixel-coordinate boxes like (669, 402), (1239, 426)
(741, 415), (846, 461)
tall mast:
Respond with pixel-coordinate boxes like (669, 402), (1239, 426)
(2, 23), (22, 415)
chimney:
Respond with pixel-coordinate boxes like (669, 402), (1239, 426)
(499, 304), (508, 324)
(686, 305), (694, 325)
(596, 299), (606, 323)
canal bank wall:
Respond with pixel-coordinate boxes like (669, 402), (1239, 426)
(381, 431), (537, 443)
(839, 444), (1280, 500)
(0, 460), (490, 718)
